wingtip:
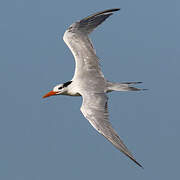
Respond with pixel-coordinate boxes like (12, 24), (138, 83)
(137, 161), (144, 169)
(108, 8), (120, 11)
(128, 155), (144, 168)
(101, 8), (121, 14)
(142, 88), (149, 91)
(77, 8), (121, 34)
(113, 8), (121, 11)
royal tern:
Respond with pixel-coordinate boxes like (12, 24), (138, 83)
(43, 8), (145, 168)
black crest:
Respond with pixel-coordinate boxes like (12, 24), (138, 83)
(63, 81), (72, 88)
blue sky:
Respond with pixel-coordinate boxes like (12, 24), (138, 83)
(0, 0), (179, 179)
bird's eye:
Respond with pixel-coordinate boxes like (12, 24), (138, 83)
(68, 26), (73, 32)
(58, 86), (62, 90)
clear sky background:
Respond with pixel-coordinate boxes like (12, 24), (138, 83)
(0, 0), (179, 179)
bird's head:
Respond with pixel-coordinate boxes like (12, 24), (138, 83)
(43, 81), (72, 98)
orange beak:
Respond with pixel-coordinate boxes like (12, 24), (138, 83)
(43, 90), (57, 98)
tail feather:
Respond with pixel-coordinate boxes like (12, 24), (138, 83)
(107, 81), (147, 92)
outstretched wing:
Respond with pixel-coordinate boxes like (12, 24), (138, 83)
(63, 9), (120, 80)
(80, 92), (143, 168)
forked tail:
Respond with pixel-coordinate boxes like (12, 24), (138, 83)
(107, 81), (147, 92)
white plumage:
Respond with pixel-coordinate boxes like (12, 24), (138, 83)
(43, 8), (145, 168)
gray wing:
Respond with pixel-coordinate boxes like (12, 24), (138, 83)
(80, 92), (143, 168)
(76, 8), (120, 34)
(63, 9), (120, 80)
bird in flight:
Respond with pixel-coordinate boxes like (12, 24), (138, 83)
(43, 8), (145, 168)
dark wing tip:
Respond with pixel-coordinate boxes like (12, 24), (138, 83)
(93, 8), (120, 14)
(127, 154), (144, 168)
(77, 8), (120, 34)
(99, 8), (121, 14)
(81, 8), (120, 22)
